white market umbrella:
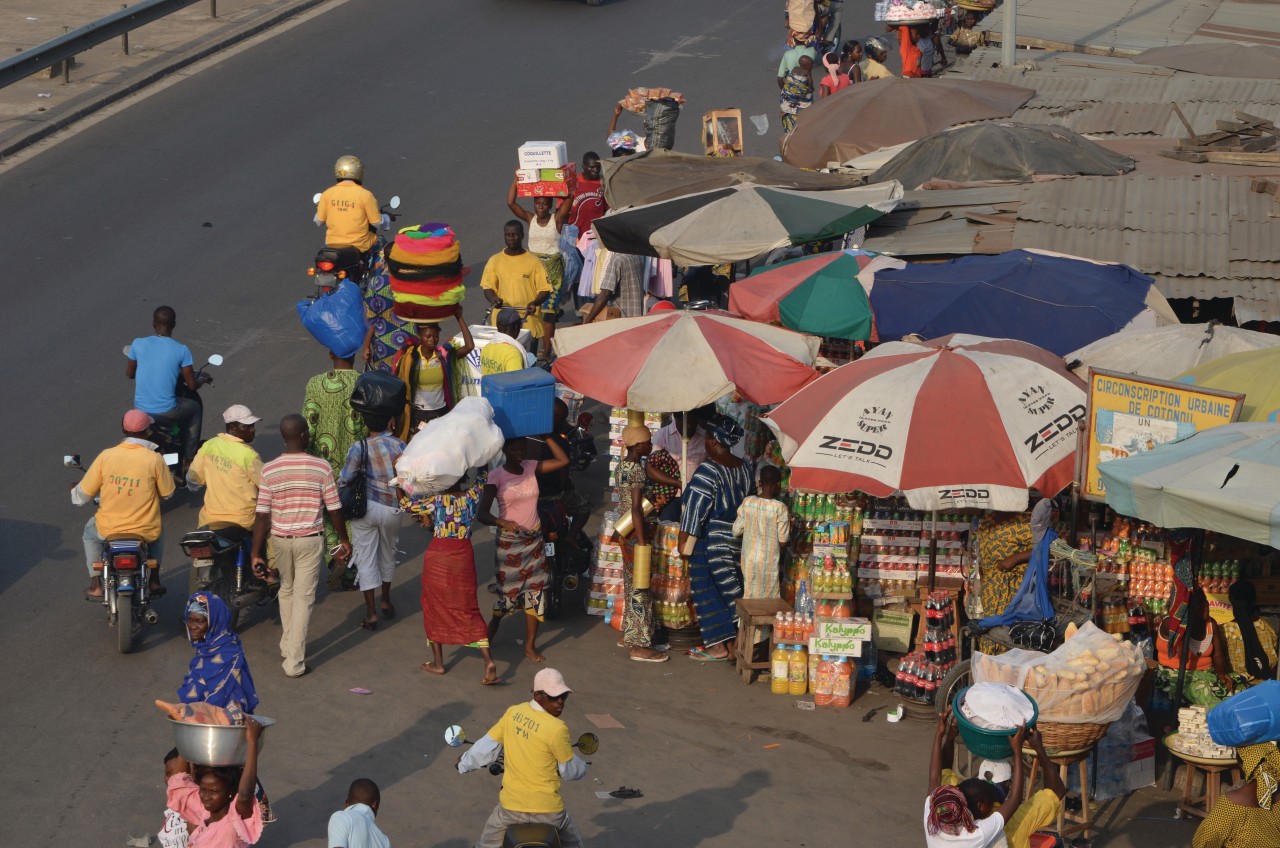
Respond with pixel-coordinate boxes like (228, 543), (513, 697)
(1066, 322), (1280, 381)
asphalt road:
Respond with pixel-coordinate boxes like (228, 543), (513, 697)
(0, 1), (1192, 846)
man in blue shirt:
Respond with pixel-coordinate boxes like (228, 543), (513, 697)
(127, 306), (202, 475)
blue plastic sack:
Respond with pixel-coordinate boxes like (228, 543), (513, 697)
(1208, 680), (1280, 747)
(296, 280), (366, 360)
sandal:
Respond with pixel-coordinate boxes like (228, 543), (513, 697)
(686, 647), (730, 663)
(381, 603), (396, 620)
(359, 618), (378, 631)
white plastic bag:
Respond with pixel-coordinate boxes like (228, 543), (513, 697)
(972, 622), (1145, 723)
(395, 397), (505, 496)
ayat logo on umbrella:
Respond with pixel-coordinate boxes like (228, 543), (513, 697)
(857, 406), (893, 434)
(1018, 385), (1055, 416)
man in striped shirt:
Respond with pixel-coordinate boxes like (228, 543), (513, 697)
(252, 414), (350, 678)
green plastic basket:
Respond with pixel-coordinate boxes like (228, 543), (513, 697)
(952, 685), (1039, 760)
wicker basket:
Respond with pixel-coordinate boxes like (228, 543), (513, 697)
(1037, 720), (1111, 754)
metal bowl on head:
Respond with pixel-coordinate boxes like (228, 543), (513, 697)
(168, 715), (275, 767)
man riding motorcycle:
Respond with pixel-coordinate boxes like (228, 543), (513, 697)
(457, 668), (588, 847)
(185, 404), (264, 532)
(72, 409), (175, 599)
(127, 305), (207, 478)
(314, 155), (390, 278)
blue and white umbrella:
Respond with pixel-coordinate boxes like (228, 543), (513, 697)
(1099, 423), (1280, 548)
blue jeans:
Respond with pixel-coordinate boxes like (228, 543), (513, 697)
(82, 516), (163, 576)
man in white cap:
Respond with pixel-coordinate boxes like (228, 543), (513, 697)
(186, 405), (264, 533)
(72, 409), (175, 599)
(458, 668), (588, 847)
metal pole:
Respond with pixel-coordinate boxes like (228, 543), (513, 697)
(63, 27), (73, 84)
(1001, 0), (1017, 66)
(210, 0), (217, 17)
(121, 6), (129, 55)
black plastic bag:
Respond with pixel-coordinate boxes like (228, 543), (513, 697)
(350, 371), (407, 418)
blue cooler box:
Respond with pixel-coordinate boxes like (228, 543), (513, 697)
(482, 367), (557, 439)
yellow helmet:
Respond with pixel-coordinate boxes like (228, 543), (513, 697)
(334, 155), (364, 182)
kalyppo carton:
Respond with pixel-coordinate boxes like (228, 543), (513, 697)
(517, 141), (568, 169)
(538, 163), (577, 182)
(514, 169), (540, 184)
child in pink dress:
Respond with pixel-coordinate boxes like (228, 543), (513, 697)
(165, 718), (264, 848)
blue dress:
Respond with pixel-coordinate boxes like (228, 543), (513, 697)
(680, 459), (755, 647)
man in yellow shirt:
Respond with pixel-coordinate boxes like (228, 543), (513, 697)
(314, 155), (387, 254)
(187, 404), (264, 531)
(458, 668), (588, 848)
(861, 37), (896, 80)
(480, 221), (552, 341)
(73, 409), (176, 599)
(479, 308), (535, 377)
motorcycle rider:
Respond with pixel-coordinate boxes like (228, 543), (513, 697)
(72, 409), (176, 599)
(127, 305), (206, 478)
(186, 404), (264, 533)
(458, 668), (588, 848)
(314, 155), (389, 268)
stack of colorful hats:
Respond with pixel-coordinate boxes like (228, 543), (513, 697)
(387, 223), (467, 322)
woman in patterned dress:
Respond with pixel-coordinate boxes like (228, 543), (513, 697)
(973, 510), (1034, 655)
(360, 247), (414, 374)
(614, 422), (669, 663)
(404, 473), (500, 685)
(677, 414), (755, 661)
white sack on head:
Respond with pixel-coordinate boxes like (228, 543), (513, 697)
(395, 397), (505, 496)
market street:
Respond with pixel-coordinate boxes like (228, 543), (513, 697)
(0, 0), (1199, 846)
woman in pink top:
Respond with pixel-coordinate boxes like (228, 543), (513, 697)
(478, 436), (569, 662)
(166, 718), (264, 848)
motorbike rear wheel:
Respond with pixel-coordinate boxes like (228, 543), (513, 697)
(208, 572), (243, 631)
(117, 592), (139, 654)
(546, 567), (563, 620)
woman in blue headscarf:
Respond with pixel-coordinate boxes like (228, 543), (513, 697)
(678, 414), (755, 662)
(179, 592), (259, 714)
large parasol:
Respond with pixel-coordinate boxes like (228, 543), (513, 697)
(763, 334), (1086, 511)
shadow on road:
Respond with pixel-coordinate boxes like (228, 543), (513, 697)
(2, 518), (72, 595)
(589, 768), (770, 845)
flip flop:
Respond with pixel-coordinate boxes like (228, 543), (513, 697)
(609, 787), (644, 799)
(631, 653), (670, 663)
(381, 603), (396, 620)
(686, 647), (730, 663)
(359, 619), (378, 631)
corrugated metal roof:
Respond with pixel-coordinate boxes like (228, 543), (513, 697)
(979, 0), (1221, 54)
(1193, 1), (1280, 47)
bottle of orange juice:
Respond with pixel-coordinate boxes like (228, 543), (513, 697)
(814, 655), (836, 707)
(831, 657), (853, 708)
(788, 644), (809, 695)
(771, 644), (791, 694)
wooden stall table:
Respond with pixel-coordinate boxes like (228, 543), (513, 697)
(734, 598), (791, 684)
(1022, 745), (1099, 840)
(1166, 741), (1243, 820)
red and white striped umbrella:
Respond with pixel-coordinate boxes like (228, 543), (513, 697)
(550, 311), (820, 411)
(763, 334), (1087, 511)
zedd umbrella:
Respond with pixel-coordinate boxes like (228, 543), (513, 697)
(728, 249), (904, 340)
(591, 182), (903, 266)
(868, 249), (1179, 357)
(780, 77), (1035, 168)
(762, 334), (1087, 511)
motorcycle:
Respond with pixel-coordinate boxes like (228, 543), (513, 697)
(565, 412), (597, 472)
(308, 194), (401, 297)
(537, 497), (594, 620)
(66, 455), (171, 653)
(445, 724), (599, 848)
(122, 347), (223, 477)
(178, 524), (276, 630)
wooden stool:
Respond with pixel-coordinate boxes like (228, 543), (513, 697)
(1172, 751), (1243, 819)
(734, 598), (790, 684)
(1022, 746), (1097, 839)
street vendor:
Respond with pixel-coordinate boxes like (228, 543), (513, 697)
(972, 499), (1055, 655)
(677, 415), (755, 662)
(612, 419), (669, 663)
(506, 179), (571, 364)
(1192, 742), (1280, 848)
(778, 54), (815, 135)
(1221, 580), (1278, 689)
(1155, 590), (1231, 706)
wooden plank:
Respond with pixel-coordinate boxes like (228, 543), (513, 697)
(963, 211), (1018, 226)
(1199, 150), (1280, 166)
(1052, 57), (1174, 76)
(1171, 104), (1199, 140)
(1250, 178), (1280, 199)
(1159, 148), (1207, 163)
(1241, 136), (1278, 153)
(1177, 132), (1234, 150)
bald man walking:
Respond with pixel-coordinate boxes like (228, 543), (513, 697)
(252, 414), (351, 678)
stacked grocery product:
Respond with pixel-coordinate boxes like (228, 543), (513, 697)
(516, 142), (578, 199)
(587, 509), (624, 618)
(857, 501), (973, 599)
(652, 524), (695, 628)
(1172, 706), (1236, 760)
(895, 593), (958, 703)
(605, 408), (661, 493)
(387, 224), (467, 322)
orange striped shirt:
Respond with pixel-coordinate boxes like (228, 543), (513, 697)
(255, 453), (340, 536)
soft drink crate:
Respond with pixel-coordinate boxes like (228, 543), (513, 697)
(482, 367), (556, 439)
(517, 141), (568, 169)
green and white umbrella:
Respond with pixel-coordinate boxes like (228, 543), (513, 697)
(591, 182), (903, 266)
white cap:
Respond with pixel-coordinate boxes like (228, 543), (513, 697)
(978, 759), (1012, 784)
(222, 404), (262, 425)
(533, 668), (572, 697)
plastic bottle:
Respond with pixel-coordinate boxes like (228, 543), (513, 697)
(788, 644), (809, 696)
(782, 612), (795, 643)
(816, 598), (834, 619)
(858, 638), (879, 681)
(831, 599), (851, 618)
(771, 644), (791, 694)
(831, 657), (853, 708)
(809, 641), (821, 691)
(815, 655), (836, 707)
(774, 612), (785, 642)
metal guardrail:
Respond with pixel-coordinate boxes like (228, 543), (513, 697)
(0, 0), (206, 89)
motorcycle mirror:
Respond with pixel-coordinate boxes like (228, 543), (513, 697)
(312, 192), (322, 205)
(443, 725), (467, 747)
(162, 452), (180, 466)
(389, 196), (401, 210)
(122, 345), (132, 357)
(574, 732), (600, 756)
(64, 454), (81, 468)
(207, 354), (224, 367)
